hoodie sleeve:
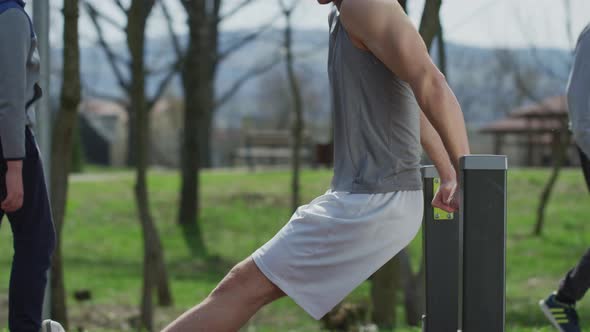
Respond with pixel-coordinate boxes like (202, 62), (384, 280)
(0, 9), (31, 160)
(569, 29), (590, 158)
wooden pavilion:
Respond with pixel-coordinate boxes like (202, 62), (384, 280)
(480, 96), (578, 167)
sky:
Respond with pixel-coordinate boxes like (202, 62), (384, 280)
(215, 0), (590, 49)
(42, 0), (590, 50)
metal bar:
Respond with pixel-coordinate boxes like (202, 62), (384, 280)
(458, 155), (507, 332)
(32, 0), (52, 320)
(421, 166), (459, 332)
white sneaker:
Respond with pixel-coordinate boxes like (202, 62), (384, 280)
(40, 320), (66, 332)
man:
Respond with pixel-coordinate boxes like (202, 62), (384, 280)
(539, 23), (590, 332)
(0, 0), (59, 331)
(164, 0), (470, 330)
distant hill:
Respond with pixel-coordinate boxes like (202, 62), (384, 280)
(50, 28), (572, 129)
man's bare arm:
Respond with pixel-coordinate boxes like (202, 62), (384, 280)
(420, 112), (459, 211)
(420, 112), (455, 180)
(339, 0), (470, 170)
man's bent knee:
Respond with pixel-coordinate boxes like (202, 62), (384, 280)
(211, 258), (285, 306)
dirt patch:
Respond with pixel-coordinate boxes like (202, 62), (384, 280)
(68, 303), (186, 332)
(217, 192), (287, 207)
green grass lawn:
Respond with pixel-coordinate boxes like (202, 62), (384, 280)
(0, 167), (588, 331)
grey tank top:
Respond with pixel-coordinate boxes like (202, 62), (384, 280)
(328, 9), (422, 193)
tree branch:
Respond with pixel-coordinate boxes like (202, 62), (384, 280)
(278, 0), (297, 14)
(514, 8), (571, 81)
(82, 80), (129, 106)
(495, 48), (554, 105)
(84, 1), (130, 92)
(213, 0), (222, 18)
(159, 0), (184, 60)
(418, 0), (442, 50)
(147, 59), (183, 110)
(218, 0), (257, 22)
(84, 0), (126, 32)
(215, 56), (282, 109)
(113, 0), (128, 14)
(217, 15), (281, 63)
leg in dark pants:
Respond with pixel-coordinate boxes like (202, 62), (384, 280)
(556, 146), (590, 304)
(0, 128), (56, 332)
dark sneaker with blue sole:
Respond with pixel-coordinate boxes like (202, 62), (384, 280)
(539, 293), (581, 332)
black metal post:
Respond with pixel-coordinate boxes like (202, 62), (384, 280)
(458, 155), (507, 332)
(421, 166), (459, 332)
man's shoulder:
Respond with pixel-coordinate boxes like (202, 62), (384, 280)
(340, 0), (403, 32)
(339, 0), (407, 48)
(0, 8), (31, 39)
(340, 0), (388, 18)
(575, 24), (590, 53)
(0, 6), (30, 26)
(579, 24), (590, 43)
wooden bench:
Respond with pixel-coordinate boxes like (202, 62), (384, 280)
(234, 130), (313, 168)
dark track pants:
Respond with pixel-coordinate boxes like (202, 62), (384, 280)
(0, 128), (56, 332)
(557, 146), (590, 303)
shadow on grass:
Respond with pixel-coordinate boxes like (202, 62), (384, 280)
(167, 255), (235, 282)
(180, 222), (209, 258)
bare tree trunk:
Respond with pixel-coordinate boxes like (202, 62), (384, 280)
(49, 0), (81, 327)
(177, 0), (208, 257)
(177, 1), (278, 248)
(198, 0), (220, 170)
(127, 116), (138, 166)
(418, 0), (443, 52)
(371, 255), (402, 328)
(534, 122), (570, 236)
(197, 85), (214, 169)
(400, 249), (425, 326)
(281, 2), (303, 213)
(127, 2), (173, 329)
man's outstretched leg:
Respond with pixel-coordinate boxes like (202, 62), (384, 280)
(163, 258), (285, 332)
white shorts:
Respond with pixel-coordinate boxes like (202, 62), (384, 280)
(251, 190), (423, 320)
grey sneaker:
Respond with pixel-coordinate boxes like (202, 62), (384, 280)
(40, 320), (65, 332)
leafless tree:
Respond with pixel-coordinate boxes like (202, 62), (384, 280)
(84, 1), (182, 166)
(496, 1), (575, 236)
(535, 118), (570, 235)
(175, 0), (208, 254)
(497, 45), (571, 238)
(84, 1), (175, 330)
(49, 0), (81, 327)
(278, 0), (303, 212)
(532, 0), (575, 236)
(127, 1), (174, 329)
(175, 0), (282, 254)
(418, 0), (442, 52)
(172, 0), (279, 173)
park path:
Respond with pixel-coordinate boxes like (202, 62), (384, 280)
(70, 172), (133, 183)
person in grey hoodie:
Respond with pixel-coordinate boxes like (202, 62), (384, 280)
(539, 24), (590, 332)
(0, 0), (56, 331)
